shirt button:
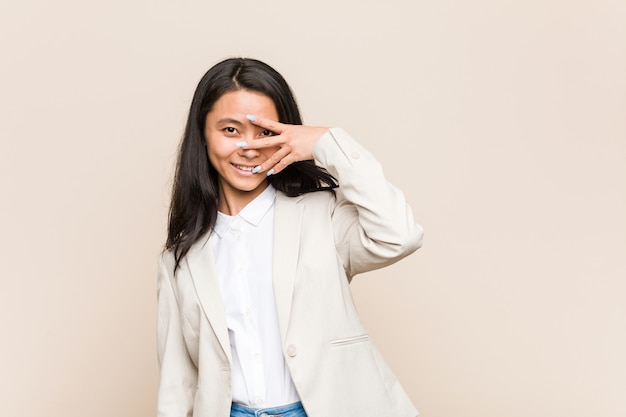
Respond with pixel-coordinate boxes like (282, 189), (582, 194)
(351, 151), (360, 159)
(287, 345), (298, 357)
(256, 398), (264, 405)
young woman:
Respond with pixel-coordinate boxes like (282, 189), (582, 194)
(157, 57), (423, 417)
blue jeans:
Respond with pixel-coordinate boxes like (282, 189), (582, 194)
(230, 401), (307, 417)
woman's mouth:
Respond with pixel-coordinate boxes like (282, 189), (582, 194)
(232, 163), (255, 173)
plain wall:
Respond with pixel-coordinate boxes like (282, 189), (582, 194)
(1, 1), (624, 416)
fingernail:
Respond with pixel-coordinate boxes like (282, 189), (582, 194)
(246, 114), (257, 122)
(236, 141), (247, 148)
(266, 169), (274, 176)
(252, 165), (262, 174)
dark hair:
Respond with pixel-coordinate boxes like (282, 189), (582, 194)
(166, 58), (337, 271)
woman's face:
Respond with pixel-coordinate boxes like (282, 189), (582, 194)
(204, 89), (280, 214)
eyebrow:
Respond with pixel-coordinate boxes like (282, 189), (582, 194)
(215, 117), (245, 126)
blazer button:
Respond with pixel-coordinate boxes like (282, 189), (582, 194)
(287, 345), (298, 357)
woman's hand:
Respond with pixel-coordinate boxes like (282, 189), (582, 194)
(242, 115), (329, 176)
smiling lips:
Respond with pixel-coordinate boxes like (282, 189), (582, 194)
(232, 163), (256, 173)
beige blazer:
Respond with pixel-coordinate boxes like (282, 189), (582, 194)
(157, 129), (423, 417)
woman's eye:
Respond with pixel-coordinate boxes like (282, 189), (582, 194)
(260, 129), (274, 136)
(224, 127), (238, 134)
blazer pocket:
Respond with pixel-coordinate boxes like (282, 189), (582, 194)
(329, 334), (371, 347)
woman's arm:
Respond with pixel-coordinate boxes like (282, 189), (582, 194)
(241, 116), (423, 278)
(313, 128), (423, 277)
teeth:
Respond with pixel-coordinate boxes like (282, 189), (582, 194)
(234, 164), (254, 172)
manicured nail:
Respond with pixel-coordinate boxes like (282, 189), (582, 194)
(236, 141), (247, 148)
(246, 114), (257, 122)
(252, 165), (262, 174)
(266, 169), (274, 176)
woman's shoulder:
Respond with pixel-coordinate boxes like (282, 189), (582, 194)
(157, 249), (177, 272)
(157, 230), (211, 273)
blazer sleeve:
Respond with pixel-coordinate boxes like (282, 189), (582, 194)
(312, 128), (423, 278)
(156, 254), (197, 417)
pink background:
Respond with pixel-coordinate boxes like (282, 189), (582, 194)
(1, 1), (625, 416)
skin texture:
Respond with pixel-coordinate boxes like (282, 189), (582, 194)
(204, 90), (280, 215)
(204, 89), (328, 215)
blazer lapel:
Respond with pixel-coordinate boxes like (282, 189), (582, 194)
(273, 192), (304, 341)
(185, 233), (232, 363)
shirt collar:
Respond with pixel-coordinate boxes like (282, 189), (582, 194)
(213, 185), (276, 238)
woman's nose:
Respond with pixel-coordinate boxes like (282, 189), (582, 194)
(238, 145), (260, 158)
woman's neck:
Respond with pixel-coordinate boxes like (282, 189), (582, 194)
(217, 182), (270, 216)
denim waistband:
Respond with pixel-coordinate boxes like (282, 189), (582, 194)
(230, 401), (306, 417)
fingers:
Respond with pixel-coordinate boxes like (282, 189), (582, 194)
(240, 114), (286, 150)
(246, 114), (284, 133)
(253, 146), (293, 176)
(239, 135), (284, 150)
(237, 114), (290, 175)
(243, 115), (325, 175)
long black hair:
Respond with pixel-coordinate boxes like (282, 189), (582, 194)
(166, 58), (337, 271)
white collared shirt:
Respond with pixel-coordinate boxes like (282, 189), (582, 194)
(211, 185), (300, 408)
